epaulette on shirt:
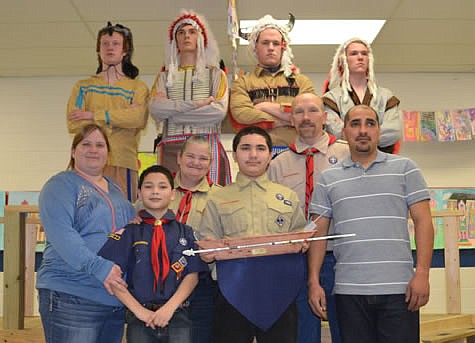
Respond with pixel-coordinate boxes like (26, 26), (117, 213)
(335, 139), (348, 145)
(271, 149), (288, 160)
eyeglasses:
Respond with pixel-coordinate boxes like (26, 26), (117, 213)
(183, 153), (211, 163)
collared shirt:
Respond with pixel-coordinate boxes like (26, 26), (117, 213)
(269, 132), (349, 211)
(199, 173), (306, 240)
(269, 133), (350, 249)
(170, 172), (221, 231)
(309, 151), (430, 295)
(98, 209), (207, 304)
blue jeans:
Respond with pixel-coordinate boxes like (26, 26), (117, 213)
(189, 272), (218, 343)
(38, 288), (125, 343)
(298, 253), (341, 343)
(126, 307), (192, 343)
(336, 294), (419, 343)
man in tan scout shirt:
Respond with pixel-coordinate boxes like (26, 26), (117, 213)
(269, 93), (349, 343)
(199, 126), (306, 342)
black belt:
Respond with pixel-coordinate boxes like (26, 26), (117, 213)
(143, 301), (189, 311)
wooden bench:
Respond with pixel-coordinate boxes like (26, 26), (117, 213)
(421, 314), (475, 343)
(422, 328), (475, 343)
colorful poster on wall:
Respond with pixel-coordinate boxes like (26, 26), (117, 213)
(467, 108), (475, 136)
(403, 111), (420, 142)
(452, 109), (472, 141)
(419, 111), (437, 142)
(409, 188), (475, 249)
(435, 110), (456, 142)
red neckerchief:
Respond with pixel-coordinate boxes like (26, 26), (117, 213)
(140, 210), (170, 292)
(175, 189), (193, 224)
(288, 135), (337, 217)
(175, 177), (213, 224)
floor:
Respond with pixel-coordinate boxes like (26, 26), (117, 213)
(0, 314), (471, 343)
(0, 317), (331, 343)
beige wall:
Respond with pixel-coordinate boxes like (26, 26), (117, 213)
(1, 73), (475, 190)
(0, 72), (474, 314)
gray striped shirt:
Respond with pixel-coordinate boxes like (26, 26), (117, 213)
(309, 151), (430, 295)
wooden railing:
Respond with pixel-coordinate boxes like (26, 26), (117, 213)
(0, 207), (467, 329)
(1, 205), (39, 329)
(431, 210), (464, 314)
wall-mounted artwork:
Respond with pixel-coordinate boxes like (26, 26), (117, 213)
(409, 188), (475, 249)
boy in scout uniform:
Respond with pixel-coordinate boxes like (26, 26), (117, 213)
(199, 126), (306, 343)
(99, 165), (207, 342)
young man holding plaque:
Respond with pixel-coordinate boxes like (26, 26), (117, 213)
(199, 126), (306, 343)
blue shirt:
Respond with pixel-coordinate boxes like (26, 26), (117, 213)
(37, 171), (136, 306)
(99, 209), (207, 304)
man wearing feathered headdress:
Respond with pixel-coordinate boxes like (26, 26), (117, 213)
(323, 38), (402, 153)
(150, 10), (231, 187)
(230, 14), (315, 152)
(67, 22), (149, 201)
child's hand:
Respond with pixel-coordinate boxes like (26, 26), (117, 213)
(147, 303), (175, 328)
(137, 308), (155, 328)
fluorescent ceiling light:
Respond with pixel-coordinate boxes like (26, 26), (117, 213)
(238, 20), (386, 45)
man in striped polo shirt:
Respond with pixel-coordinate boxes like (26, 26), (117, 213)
(307, 104), (434, 343)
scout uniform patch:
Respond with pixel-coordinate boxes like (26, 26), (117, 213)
(328, 155), (338, 164)
(171, 256), (189, 279)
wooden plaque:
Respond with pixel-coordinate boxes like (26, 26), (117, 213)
(196, 230), (317, 260)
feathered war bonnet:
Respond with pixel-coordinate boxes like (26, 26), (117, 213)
(165, 10), (220, 87)
(240, 13), (296, 77)
(96, 22), (139, 79)
(328, 37), (377, 102)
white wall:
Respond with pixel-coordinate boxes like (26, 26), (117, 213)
(1, 72), (474, 191)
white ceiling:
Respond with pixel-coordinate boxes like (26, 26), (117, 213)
(2, 0), (475, 77)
